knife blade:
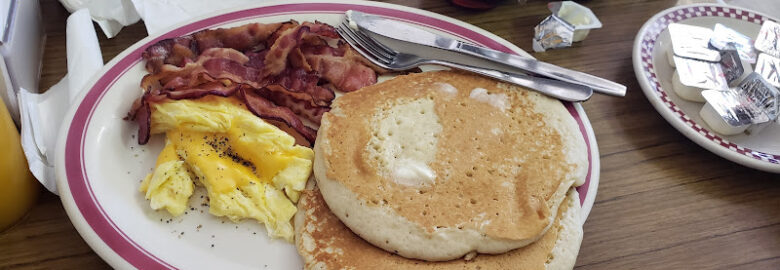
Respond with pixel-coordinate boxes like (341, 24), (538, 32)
(347, 10), (626, 97)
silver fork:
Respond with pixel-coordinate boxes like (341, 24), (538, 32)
(335, 20), (593, 102)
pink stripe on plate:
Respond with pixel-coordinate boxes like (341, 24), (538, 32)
(566, 103), (591, 203)
(64, 3), (594, 269)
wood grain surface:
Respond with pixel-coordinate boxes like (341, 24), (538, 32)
(2, 0), (779, 269)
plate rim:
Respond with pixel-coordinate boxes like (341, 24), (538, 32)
(55, 1), (601, 268)
(632, 3), (780, 173)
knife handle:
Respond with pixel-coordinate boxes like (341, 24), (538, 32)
(432, 60), (593, 102)
(455, 42), (626, 97)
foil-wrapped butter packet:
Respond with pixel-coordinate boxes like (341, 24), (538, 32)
(674, 56), (728, 90)
(547, 1), (602, 42)
(755, 53), (780, 88)
(718, 43), (745, 84)
(673, 56), (729, 102)
(754, 20), (780, 58)
(709, 23), (757, 63)
(668, 23), (721, 62)
(700, 72), (780, 135)
(738, 72), (779, 122)
(532, 14), (575, 52)
(741, 72), (780, 135)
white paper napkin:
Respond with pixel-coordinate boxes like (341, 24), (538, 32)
(59, 0), (141, 38)
(18, 9), (103, 194)
(130, 0), (259, 35)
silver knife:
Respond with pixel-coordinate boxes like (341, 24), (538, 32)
(347, 10), (626, 97)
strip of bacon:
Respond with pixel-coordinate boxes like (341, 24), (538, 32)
(264, 68), (334, 107)
(165, 81), (239, 100)
(262, 25), (311, 77)
(132, 92), (152, 144)
(141, 48), (263, 93)
(141, 49), (334, 109)
(239, 86), (318, 144)
(143, 22), (286, 73)
(194, 22), (283, 52)
(133, 21), (387, 146)
(259, 88), (330, 124)
(262, 22), (340, 77)
(143, 36), (197, 73)
(302, 43), (378, 92)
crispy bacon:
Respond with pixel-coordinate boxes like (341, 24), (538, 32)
(239, 86), (318, 143)
(260, 88), (330, 124)
(165, 81), (239, 100)
(302, 43), (379, 92)
(133, 92), (152, 144)
(141, 48), (260, 92)
(143, 36), (197, 73)
(143, 22), (286, 73)
(265, 68), (334, 107)
(193, 22), (282, 52)
(261, 22), (337, 77)
(131, 21), (386, 146)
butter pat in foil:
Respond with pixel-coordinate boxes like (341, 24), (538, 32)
(699, 102), (749, 135)
(755, 53), (780, 88)
(754, 20), (780, 58)
(533, 14), (575, 52)
(672, 56), (729, 102)
(709, 23), (757, 63)
(700, 73), (780, 135)
(718, 43), (750, 86)
(667, 23), (721, 63)
(742, 72), (780, 135)
(547, 1), (602, 42)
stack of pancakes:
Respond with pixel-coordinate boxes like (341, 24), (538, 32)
(296, 71), (589, 269)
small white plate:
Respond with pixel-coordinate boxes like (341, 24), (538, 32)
(633, 4), (780, 173)
(55, 1), (601, 268)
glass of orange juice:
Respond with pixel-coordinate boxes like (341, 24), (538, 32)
(0, 99), (39, 232)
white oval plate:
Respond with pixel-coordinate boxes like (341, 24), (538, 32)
(633, 4), (780, 172)
(55, 1), (600, 268)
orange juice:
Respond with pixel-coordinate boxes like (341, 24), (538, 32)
(0, 99), (39, 231)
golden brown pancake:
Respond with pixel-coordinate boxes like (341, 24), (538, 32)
(294, 183), (583, 270)
(313, 71), (588, 260)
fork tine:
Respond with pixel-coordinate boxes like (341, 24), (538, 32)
(336, 22), (387, 63)
(339, 20), (395, 61)
(337, 24), (381, 61)
(346, 26), (396, 60)
(336, 23), (392, 69)
(351, 27), (396, 59)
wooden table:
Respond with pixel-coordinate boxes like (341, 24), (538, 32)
(2, 0), (779, 269)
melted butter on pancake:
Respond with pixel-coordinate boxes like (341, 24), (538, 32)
(321, 70), (574, 241)
(469, 87), (510, 111)
(366, 99), (441, 188)
(434, 82), (458, 95)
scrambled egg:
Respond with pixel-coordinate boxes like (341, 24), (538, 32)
(139, 96), (314, 241)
